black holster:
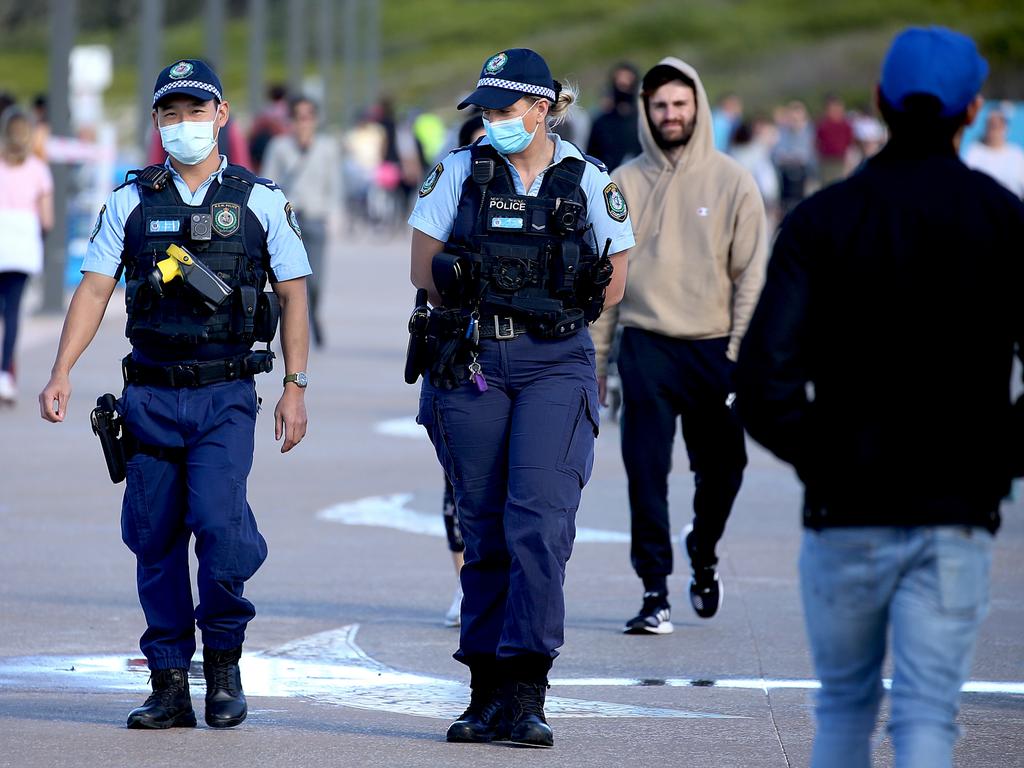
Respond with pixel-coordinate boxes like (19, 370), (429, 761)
(405, 289), (431, 384)
(90, 394), (128, 483)
(426, 308), (473, 390)
(91, 392), (187, 483)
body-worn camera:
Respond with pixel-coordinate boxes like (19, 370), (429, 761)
(553, 198), (584, 235)
(190, 213), (213, 241)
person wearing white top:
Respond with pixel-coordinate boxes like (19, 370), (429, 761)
(964, 109), (1024, 198)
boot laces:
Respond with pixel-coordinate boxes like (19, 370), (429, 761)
(512, 683), (546, 719)
(146, 671), (186, 707)
(210, 660), (239, 694)
(461, 687), (501, 720)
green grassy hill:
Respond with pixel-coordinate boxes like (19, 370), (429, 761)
(1, 0), (1021, 123)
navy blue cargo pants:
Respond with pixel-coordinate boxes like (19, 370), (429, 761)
(419, 331), (600, 679)
(118, 378), (267, 670)
(618, 329), (746, 592)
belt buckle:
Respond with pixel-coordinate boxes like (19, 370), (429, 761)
(172, 364), (197, 387)
(494, 315), (516, 340)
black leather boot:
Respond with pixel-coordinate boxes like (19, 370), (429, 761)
(203, 646), (247, 728)
(446, 666), (508, 743)
(126, 668), (196, 729)
(446, 687), (508, 742)
(506, 681), (553, 747)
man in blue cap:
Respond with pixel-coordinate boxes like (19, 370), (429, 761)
(39, 59), (312, 730)
(736, 28), (1024, 767)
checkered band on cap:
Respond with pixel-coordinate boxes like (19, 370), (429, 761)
(152, 80), (223, 105)
(476, 77), (556, 101)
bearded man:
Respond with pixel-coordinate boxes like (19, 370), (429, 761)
(590, 58), (768, 634)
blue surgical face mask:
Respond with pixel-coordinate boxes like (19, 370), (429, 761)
(483, 101), (541, 155)
(159, 117), (218, 165)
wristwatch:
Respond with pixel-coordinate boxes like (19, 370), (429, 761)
(283, 371), (309, 388)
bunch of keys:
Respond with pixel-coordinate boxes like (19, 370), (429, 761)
(465, 312), (487, 392)
(468, 357), (488, 392)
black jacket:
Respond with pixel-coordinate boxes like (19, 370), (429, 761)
(736, 138), (1024, 532)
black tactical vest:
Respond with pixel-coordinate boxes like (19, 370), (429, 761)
(444, 143), (600, 329)
(120, 164), (271, 362)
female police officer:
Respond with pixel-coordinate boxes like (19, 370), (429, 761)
(409, 48), (633, 747)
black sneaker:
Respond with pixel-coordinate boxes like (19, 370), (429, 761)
(685, 530), (723, 619)
(126, 668), (197, 729)
(689, 565), (723, 618)
(446, 687), (509, 743)
(623, 591), (673, 635)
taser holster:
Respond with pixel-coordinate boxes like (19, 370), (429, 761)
(148, 243), (233, 312)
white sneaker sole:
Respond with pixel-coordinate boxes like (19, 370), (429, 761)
(623, 621), (674, 635)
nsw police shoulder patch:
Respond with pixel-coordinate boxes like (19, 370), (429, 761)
(603, 182), (628, 223)
(90, 204), (106, 242)
(284, 201), (302, 239)
(419, 162), (443, 198)
(212, 202), (241, 237)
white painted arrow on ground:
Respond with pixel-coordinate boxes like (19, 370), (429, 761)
(317, 493), (631, 544)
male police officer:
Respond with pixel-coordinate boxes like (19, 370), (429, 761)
(39, 60), (311, 730)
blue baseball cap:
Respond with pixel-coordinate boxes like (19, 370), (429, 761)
(458, 48), (557, 110)
(880, 27), (988, 117)
(152, 59), (223, 107)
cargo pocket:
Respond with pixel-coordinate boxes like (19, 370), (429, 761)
(121, 463), (153, 558)
(210, 479), (267, 581)
(557, 387), (600, 487)
(418, 393), (460, 484)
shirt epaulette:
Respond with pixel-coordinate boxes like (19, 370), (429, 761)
(566, 139), (609, 174)
(582, 153), (609, 174)
(254, 176), (281, 191)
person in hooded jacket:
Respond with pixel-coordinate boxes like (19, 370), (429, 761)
(590, 58), (768, 634)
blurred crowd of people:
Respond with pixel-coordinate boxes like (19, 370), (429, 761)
(0, 67), (1021, 406)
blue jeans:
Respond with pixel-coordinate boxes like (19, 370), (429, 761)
(800, 526), (993, 768)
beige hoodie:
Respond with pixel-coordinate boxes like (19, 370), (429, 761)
(590, 57), (768, 376)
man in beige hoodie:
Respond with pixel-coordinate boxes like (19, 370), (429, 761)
(590, 58), (767, 634)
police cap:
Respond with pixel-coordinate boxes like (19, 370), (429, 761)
(152, 59), (223, 108)
(458, 49), (557, 110)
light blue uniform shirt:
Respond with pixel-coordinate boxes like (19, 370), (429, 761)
(409, 134), (635, 255)
(83, 155), (311, 282)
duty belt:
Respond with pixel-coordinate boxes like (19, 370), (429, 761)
(122, 350), (275, 388)
(477, 315), (530, 340)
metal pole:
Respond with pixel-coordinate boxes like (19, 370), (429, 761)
(137, 0), (163, 157)
(248, 0), (267, 116)
(287, 0), (306, 96)
(317, 0), (334, 123)
(42, 0), (76, 313)
(342, 0), (359, 128)
(365, 0), (380, 110)
(204, 0), (225, 72)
